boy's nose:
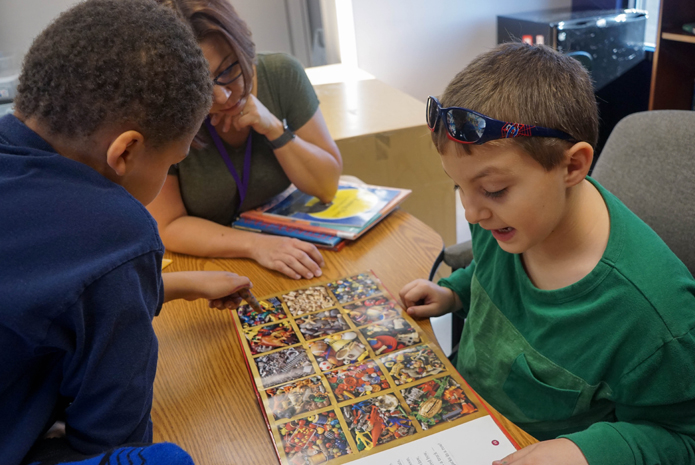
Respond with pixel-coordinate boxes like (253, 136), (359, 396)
(462, 198), (492, 225)
(212, 85), (232, 104)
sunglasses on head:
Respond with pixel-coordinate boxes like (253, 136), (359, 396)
(426, 96), (576, 145)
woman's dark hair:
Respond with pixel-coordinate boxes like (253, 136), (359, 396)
(14, 0), (213, 148)
(156, 0), (256, 97)
(433, 42), (599, 170)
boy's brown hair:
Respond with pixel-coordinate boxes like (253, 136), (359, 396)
(433, 42), (598, 170)
(156, 0), (256, 98)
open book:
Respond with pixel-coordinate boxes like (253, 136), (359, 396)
(230, 271), (520, 464)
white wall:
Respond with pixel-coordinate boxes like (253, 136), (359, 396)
(351, 0), (572, 103)
(0, 0), (294, 70)
(0, 0), (81, 70)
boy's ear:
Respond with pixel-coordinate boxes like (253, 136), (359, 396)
(563, 141), (594, 187)
(106, 130), (145, 176)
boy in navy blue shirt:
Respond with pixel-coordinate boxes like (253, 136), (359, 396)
(0, 0), (254, 463)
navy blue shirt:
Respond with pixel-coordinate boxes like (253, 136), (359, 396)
(0, 115), (164, 464)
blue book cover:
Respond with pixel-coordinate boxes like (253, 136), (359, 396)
(232, 218), (344, 247)
(261, 184), (401, 228)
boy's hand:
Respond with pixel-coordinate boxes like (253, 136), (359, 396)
(162, 271), (251, 309)
(492, 439), (588, 465)
(399, 279), (461, 318)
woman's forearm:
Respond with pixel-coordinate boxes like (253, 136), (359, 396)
(272, 136), (341, 203)
(159, 215), (258, 258)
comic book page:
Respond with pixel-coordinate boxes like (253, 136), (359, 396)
(230, 271), (518, 465)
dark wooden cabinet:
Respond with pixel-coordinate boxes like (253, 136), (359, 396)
(649, 0), (695, 110)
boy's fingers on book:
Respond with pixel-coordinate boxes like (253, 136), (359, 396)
(405, 303), (441, 319)
(401, 280), (432, 308)
(398, 280), (421, 305)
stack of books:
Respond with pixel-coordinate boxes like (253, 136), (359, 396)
(232, 182), (411, 251)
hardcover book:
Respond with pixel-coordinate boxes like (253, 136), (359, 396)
(239, 183), (411, 240)
(232, 217), (346, 250)
(230, 271), (520, 465)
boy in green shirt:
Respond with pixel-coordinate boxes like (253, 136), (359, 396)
(400, 43), (695, 465)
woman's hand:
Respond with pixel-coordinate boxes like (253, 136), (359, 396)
(399, 279), (461, 318)
(250, 234), (325, 280)
(211, 93), (283, 138)
(493, 439), (588, 465)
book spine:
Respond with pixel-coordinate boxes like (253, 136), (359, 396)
(239, 213), (357, 239)
(233, 218), (344, 246)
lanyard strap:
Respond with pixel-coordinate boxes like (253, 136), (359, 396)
(205, 118), (253, 207)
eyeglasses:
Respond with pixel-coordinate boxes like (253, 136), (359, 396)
(426, 96), (575, 145)
(213, 60), (243, 86)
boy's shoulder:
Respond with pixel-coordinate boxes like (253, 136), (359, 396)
(0, 114), (163, 314)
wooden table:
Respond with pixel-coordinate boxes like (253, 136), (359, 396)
(151, 210), (536, 464)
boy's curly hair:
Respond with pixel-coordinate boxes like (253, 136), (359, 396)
(14, 0), (213, 148)
(433, 42), (599, 170)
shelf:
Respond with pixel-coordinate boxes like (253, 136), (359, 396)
(662, 30), (695, 45)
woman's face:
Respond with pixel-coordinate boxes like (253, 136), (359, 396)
(199, 34), (248, 121)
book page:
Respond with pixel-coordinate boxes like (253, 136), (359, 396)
(230, 271), (519, 464)
(349, 416), (516, 465)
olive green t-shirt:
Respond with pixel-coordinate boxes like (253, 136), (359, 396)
(439, 177), (695, 465)
(169, 52), (319, 225)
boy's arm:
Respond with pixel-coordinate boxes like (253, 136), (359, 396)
(58, 252), (162, 454)
(161, 270), (251, 305)
(559, 334), (695, 465)
(437, 259), (477, 319)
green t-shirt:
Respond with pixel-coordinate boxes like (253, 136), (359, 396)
(439, 177), (695, 465)
(169, 52), (319, 225)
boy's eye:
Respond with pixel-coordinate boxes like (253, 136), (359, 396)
(483, 188), (507, 199)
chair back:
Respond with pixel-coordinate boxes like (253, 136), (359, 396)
(591, 110), (695, 275)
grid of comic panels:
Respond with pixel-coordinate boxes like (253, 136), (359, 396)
(233, 272), (483, 465)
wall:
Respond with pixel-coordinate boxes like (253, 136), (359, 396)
(0, 0), (81, 69)
(351, 0), (572, 103)
(0, 0), (295, 69)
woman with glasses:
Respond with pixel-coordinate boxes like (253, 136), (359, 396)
(149, 0), (342, 280)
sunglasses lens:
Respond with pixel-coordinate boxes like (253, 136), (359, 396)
(426, 98), (438, 129)
(447, 109), (486, 143)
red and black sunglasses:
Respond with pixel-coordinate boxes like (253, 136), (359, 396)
(426, 96), (576, 145)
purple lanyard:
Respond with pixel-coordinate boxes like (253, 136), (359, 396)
(205, 117), (253, 207)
